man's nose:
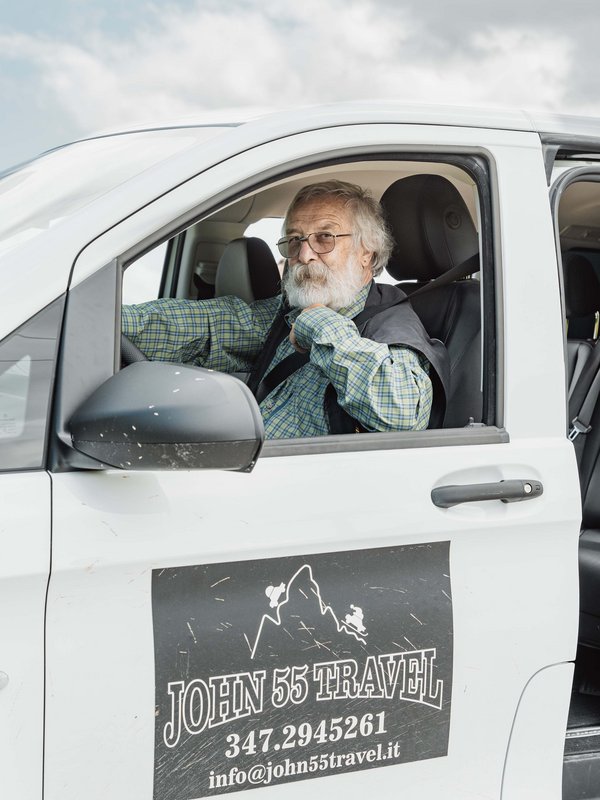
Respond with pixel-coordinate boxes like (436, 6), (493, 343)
(297, 238), (317, 263)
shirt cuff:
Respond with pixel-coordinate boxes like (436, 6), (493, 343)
(121, 306), (137, 337)
(292, 306), (358, 351)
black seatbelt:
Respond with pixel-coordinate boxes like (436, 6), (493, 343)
(568, 341), (600, 462)
(254, 351), (309, 404)
(246, 311), (290, 398)
(390, 252), (480, 307)
(249, 252), (480, 409)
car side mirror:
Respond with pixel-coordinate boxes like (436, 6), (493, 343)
(68, 362), (264, 471)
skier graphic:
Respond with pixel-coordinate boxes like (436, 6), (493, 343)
(344, 604), (367, 634)
(265, 582), (286, 608)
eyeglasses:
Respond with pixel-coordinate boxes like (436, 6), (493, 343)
(276, 231), (353, 259)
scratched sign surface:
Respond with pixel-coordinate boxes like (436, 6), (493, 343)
(152, 543), (453, 798)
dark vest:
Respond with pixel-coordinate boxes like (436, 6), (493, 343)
(247, 282), (450, 433)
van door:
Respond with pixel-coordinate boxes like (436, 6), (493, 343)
(45, 123), (580, 800)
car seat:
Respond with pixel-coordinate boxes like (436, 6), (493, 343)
(215, 237), (281, 304)
(563, 251), (600, 396)
(380, 175), (482, 427)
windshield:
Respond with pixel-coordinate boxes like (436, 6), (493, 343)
(0, 126), (231, 256)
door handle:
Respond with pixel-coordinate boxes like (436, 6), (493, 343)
(431, 479), (543, 509)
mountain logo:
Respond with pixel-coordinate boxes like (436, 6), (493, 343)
(249, 564), (368, 659)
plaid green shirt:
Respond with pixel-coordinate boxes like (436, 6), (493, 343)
(121, 284), (432, 439)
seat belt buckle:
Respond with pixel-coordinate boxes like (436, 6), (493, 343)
(569, 417), (592, 441)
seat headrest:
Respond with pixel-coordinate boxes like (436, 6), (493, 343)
(563, 252), (600, 319)
(215, 237), (280, 304)
(380, 175), (479, 282)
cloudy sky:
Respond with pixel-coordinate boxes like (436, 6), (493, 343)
(0, 0), (598, 169)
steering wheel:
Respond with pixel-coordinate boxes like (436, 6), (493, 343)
(120, 333), (149, 367)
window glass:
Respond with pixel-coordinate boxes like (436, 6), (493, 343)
(0, 298), (63, 471)
(122, 242), (168, 304)
(0, 355), (30, 439)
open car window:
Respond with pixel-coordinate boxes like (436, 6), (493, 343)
(119, 156), (491, 444)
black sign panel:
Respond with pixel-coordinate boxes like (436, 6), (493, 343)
(152, 543), (452, 798)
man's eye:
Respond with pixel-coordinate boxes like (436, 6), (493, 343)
(288, 236), (302, 245)
(314, 232), (334, 244)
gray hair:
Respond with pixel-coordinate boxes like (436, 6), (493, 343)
(284, 180), (393, 277)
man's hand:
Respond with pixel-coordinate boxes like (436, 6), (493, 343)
(289, 303), (326, 353)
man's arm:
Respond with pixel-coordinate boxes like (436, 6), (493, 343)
(290, 306), (433, 431)
(121, 295), (279, 372)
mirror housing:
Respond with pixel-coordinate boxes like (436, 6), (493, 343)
(69, 362), (264, 471)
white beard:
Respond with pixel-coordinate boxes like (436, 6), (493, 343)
(282, 255), (367, 311)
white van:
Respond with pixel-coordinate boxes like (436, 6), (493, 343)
(1, 102), (599, 799)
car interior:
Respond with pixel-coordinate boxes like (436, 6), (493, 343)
(558, 179), (600, 712)
(121, 159), (487, 432)
(554, 174), (600, 795)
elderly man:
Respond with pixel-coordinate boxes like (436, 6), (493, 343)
(122, 180), (448, 438)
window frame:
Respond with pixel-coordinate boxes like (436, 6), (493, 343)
(118, 150), (501, 458)
(550, 167), (600, 433)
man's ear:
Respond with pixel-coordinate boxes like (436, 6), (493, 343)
(361, 251), (375, 276)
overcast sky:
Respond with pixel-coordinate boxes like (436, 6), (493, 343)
(1, 0), (598, 169)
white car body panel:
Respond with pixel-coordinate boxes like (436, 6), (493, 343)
(46, 438), (579, 799)
(502, 662), (575, 799)
(0, 473), (50, 800)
